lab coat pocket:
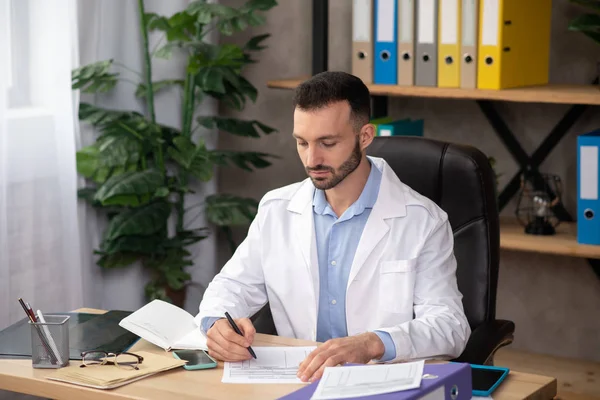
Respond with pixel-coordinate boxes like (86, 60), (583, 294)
(379, 259), (417, 314)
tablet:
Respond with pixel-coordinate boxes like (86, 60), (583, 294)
(471, 364), (510, 397)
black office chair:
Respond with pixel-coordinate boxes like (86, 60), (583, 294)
(252, 135), (515, 366)
(366, 136), (514, 365)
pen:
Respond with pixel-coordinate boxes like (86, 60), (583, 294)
(25, 302), (37, 322)
(224, 312), (257, 359)
(17, 298), (58, 365)
(18, 298), (35, 323)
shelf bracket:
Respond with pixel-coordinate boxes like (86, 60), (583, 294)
(312, 0), (328, 75)
(476, 100), (581, 221)
(476, 89), (600, 280)
(587, 259), (600, 281)
(372, 96), (388, 119)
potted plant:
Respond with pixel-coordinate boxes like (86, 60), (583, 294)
(568, 0), (600, 86)
(72, 0), (278, 306)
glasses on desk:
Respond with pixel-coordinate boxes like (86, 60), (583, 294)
(80, 351), (144, 370)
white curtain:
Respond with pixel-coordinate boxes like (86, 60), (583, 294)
(76, 0), (218, 313)
(0, 0), (83, 330)
(1, 0), (218, 329)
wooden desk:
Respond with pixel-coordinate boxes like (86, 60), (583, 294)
(0, 309), (557, 400)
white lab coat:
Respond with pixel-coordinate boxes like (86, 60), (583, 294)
(197, 156), (471, 362)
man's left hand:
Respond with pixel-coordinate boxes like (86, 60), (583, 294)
(297, 332), (386, 383)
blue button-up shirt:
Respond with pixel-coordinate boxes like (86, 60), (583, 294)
(201, 159), (396, 361)
(312, 158), (395, 362)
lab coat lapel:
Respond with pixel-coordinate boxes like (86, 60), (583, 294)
(348, 159), (407, 285)
(287, 181), (320, 319)
(347, 206), (388, 285)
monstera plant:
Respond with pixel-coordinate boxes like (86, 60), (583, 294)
(568, 0), (600, 85)
(73, 0), (278, 305)
(568, 0), (600, 44)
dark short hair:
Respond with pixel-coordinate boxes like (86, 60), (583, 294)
(292, 71), (371, 131)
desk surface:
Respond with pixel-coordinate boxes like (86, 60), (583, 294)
(0, 308), (557, 400)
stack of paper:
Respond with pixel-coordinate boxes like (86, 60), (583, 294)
(46, 351), (187, 389)
(310, 360), (425, 399)
(222, 346), (317, 384)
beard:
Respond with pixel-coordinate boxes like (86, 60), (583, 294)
(306, 137), (362, 190)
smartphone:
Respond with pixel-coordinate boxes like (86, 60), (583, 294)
(172, 349), (218, 370)
(471, 364), (510, 397)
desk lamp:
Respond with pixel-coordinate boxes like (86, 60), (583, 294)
(515, 172), (563, 235)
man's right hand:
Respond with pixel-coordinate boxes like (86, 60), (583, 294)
(206, 317), (256, 362)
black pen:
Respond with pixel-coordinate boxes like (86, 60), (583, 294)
(224, 312), (257, 359)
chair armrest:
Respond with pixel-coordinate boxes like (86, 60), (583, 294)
(453, 319), (515, 365)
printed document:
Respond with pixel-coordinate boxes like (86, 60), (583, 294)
(311, 360), (425, 400)
(222, 346), (317, 384)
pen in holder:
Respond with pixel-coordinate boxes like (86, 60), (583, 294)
(29, 314), (70, 368)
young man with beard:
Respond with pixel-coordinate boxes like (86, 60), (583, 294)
(196, 71), (471, 382)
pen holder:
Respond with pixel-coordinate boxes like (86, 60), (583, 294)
(29, 315), (70, 369)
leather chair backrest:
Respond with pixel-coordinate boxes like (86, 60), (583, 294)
(367, 136), (500, 330)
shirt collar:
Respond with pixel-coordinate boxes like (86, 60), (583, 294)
(312, 157), (382, 217)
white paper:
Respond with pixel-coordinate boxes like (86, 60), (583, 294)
(400, 0), (414, 43)
(222, 346), (317, 384)
(481, 0), (499, 46)
(581, 146), (598, 200)
(376, 0), (395, 42)
(440, 0), (458, 45)
(118, 299), (207, 351)
(461, 0), (477, 46)
(311, 360), (425, 400)
(417, 0), (435, 44)
(352, 0), (371, 42)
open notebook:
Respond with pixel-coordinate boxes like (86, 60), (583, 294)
(118, 300), (208, 351)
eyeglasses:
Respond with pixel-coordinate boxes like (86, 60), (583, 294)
(80, 351), (144, 370)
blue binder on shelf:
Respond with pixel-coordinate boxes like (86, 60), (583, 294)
(374, 0), (398, 84)
(577, 129), (600, 245)
(378, 118), (424, 137)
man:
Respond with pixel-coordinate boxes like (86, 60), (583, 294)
(196, 71), (471, 382)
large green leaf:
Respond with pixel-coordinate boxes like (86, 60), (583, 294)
(244, 34), (270, 51)
(242, 0), (278, 12)
(78, 103), (132, 126)
(96, 135), (142, 168)
(211, 150), (275, 171)
(76, 145), (100, 178)
(195, 67), (227, 93)
(186, 1), (276, 35)
(167, 136), (214, 181)
(196, 116), (276, 138)
(204, 74), (257, 110)
(94, 169), (164, 206)
(104, 201), (171, 241)
(569, 13), (600, 44)
(97, 252), (140, 269)
(569, 0), (600, 12)
(145, 11), (198, 42)
(144, 247), (194, 290)
(205, 194), (258, 226)
(79, 103), (164, 154)
(76, 132), (142, 184)
(72, 60), (119, 93)
(135, 79), (184, 98)
(101, 234), (166, 255)
(187, 3), (238, 24)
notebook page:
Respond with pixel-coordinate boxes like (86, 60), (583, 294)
(119, 300), (198, 349)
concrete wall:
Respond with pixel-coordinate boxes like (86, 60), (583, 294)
(217, 0), (600, 361)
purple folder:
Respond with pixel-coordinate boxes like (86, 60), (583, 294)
(278, 363), (472, 400)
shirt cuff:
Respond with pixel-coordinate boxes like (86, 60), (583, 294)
(200, 317), (222, 334)
(373, 330), (396, 362)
